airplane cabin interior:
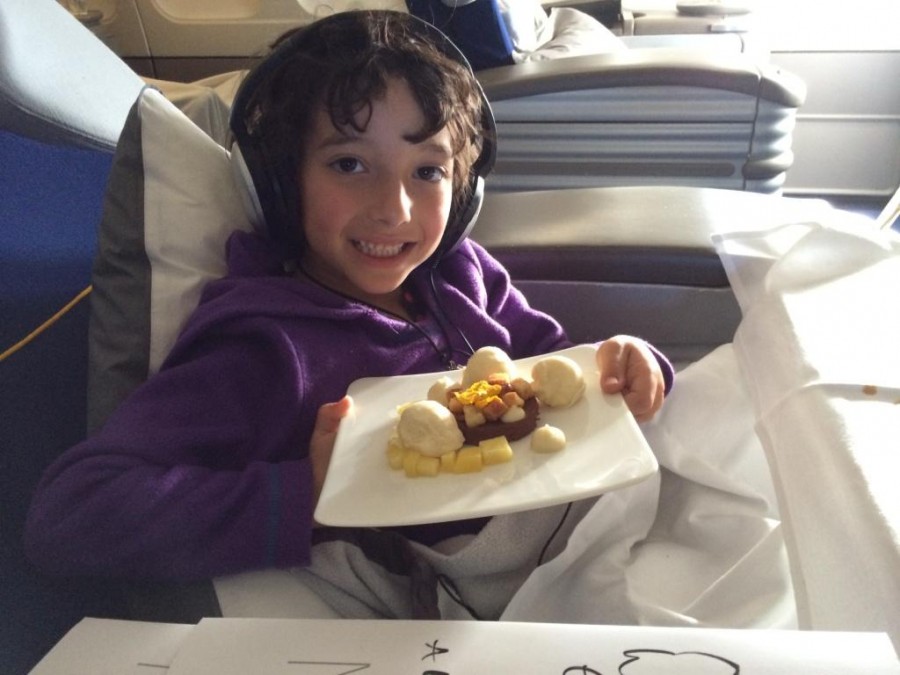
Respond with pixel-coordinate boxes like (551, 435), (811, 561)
(1, 0), (898, 672)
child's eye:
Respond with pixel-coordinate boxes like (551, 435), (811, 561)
(331, 157), (364, 174)
(416, 166), (448, 183)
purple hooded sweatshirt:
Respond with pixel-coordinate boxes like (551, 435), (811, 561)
(25, 232), (673, 582)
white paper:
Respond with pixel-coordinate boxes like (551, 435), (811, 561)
(168, 618), (900, 674)
(29, 617), (194, 675)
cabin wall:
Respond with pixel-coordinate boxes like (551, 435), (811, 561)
(761, 0), (900, 200)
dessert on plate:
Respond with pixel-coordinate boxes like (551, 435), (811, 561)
(388, 347), (586, 477)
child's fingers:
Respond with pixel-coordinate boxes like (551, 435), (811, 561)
(309, 396), (353, 510)
(314, 395), (353, 435)
(597, 337), (665, 422)
(624, 377), (665, 423)
(596, 338), (628, 393)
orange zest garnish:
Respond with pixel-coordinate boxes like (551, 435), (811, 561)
(454, 380), (503, 409)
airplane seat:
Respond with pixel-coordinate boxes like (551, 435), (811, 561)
(403, 0), (806, 194)
(0, 0), (217, 670)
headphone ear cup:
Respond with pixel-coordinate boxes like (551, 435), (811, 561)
(440, 174), (485, 257)
(230, 143), (267, 232)
(434, 76), (495, 261)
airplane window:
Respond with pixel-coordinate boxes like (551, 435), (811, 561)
(150, 0), (264, 21)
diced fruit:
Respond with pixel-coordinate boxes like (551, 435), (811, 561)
(386, 439), (405, 470)
(417, 455), (441, 477)
(454, 446), (483, 473)
(440, 451), (456, 473)
(510, 377), (534, 400)
(502, 391), (525, 408)
(403, 449), (421, 477)
(479, 436), (514, 465)
(500, 405), (526, 423)
(481, 397), (509, 421)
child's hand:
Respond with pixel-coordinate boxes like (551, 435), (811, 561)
(596, 336), (665, 423)
(309, 396), (353, 511)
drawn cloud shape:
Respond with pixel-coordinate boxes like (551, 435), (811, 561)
(619, 649), (740, 675)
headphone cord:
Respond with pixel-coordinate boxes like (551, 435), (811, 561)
(537, 502), (573, 566)
(436, 573), (484, 620)
(428, 265), (475, 364)
(433, 501), (574, 621)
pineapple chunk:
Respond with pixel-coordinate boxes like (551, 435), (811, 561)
(403, 449), (421, 477)
(386, 437), (405, 470)
(416, 455), (441, 477)
(454, 446), (483, 473)
(480, 436), (514, 465)
(439, 451), (457, 473)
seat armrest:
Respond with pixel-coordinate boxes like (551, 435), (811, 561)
(472, 186), (835, 287)
(478, 48), (805, 107)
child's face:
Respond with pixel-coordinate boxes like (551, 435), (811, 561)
(297, 77), (455, 308)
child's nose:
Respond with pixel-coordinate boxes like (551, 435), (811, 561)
(369, 174), (412, 225)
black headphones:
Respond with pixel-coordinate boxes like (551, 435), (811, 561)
(229, 10), (496, 263)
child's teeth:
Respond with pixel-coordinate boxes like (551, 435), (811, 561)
(356, 240), (404, 257)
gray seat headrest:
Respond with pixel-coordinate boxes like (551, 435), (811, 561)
(0, 0), (144, 150)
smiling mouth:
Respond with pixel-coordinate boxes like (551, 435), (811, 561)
(353, 239), (408, 258)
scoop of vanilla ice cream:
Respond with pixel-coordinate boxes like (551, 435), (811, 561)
(531, 355), (586, 408)
(397, 400), (465, 457)
(427, 376), (456, 404)
(462, 346), (516, 387)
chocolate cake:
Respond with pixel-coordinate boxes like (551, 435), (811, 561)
(456, 397), (540, 445)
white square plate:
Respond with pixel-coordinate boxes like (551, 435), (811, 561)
(314, 345), (658, 527)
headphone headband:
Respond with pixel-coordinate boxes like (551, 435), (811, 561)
(229, 10), (496, 263)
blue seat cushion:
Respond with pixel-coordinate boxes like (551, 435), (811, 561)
(0, 129), (120, 673)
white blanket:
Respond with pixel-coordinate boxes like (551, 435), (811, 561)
(715, 219), (900, 647)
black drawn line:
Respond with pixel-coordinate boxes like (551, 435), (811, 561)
(422, 639), (450, 661)
(286, 661), (370, 674)
(562, 666), (603, 674)
(136, 664), (169, 670)
(619, 649), (740, 674)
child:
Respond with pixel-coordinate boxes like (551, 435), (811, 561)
(26, 10), (671, 615)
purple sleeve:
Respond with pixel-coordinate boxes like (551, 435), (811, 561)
(442, 242), (573, 358)
(25, 330), (315, 581)
(458, 242), (675, 392)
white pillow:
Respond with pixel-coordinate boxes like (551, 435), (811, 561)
(525, 7), (627, 61)
(497, 0), (550, 57)
(88, 86), (253, 431)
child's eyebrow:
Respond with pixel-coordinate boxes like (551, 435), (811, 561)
(314, 131), (453, 158)
(313, 131), (361, 151)
(409, 138), (454, 159)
